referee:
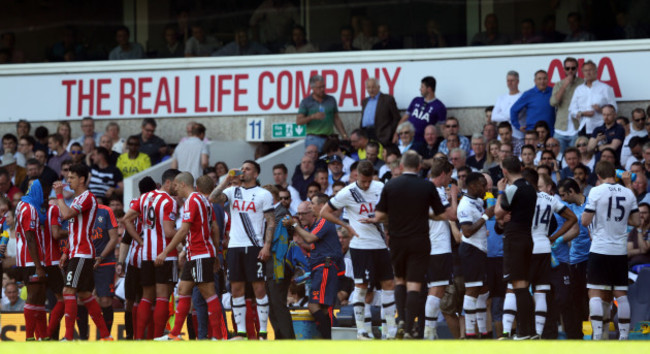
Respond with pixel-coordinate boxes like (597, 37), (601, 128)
(362, 150), (446, 338)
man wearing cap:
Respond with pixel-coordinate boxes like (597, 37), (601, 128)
(327, 155), (348, 185)
(0, 153), (26, 189)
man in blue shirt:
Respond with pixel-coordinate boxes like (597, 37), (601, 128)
(284, 200), (343, 339)
(395, 76), (447, 144)
(510, 70), (556, 136)
(557, 178), (591, 335)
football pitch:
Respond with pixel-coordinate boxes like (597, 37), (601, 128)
(1, 340), (645, 354)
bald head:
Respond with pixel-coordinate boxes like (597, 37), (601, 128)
(298, 201), (313, 215)
(175, 172), (194, 189)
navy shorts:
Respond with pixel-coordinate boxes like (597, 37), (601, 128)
(310, 262), (342, 307)
(349, 248), (394, 285)
(226, 246), (265, 283)
(94, 264), (116, 298)
(459, 242), (487, 287)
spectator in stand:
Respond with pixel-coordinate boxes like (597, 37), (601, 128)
(314, 169), (331, 195)
(328, 26), (359, 51)
(512, 18), (542, 44)
(627, 203), (650, 269)
(56, 122), (72, 151)
(277, 187), (296, 215)
(283, 25), (317, 54)
(572, 164), (592, 196)
(416, 19), (447, 48)
(212, 28), (270, 56)
(116, 136), (151, 179)
(99, 134), (119, 166)
(541, 149), (561, 183)
(132, 118), (167, 165)
(69, 143), (85, 166)
(70, 117), (102, 147)
(523, 130), (542, 163)
(185, 24), (221, 57)
(564, 12), (596, 42)
(320, 139), (354, 175)
(171, 123), (209, 180)
(326, 155), (348, 185)
(483, 122), (498, 142)
(292, 155), (316, 201)
(372, 24), (402, 50)
(17, 136), (35, 162)
(510, 70), (555, 137)
(395, 76), (446, 144)
(33, 126), (49, 152)
(0, 154), (25, 189)
(296, 75), (348, 152)
(467, 134), (487, 170)
(560, 147), (581, 179)
(158, 25), (184, 58)
(471, 13), (510, 45)
(0, 168), (20, 201)
(16, 120), (30, 138)
(484, 140), (501, 170)
(34, 148), (48, 167)
(82, 137), (96, 166)
(89, 147), (123, 200)
(492, 71), (523, 139)
(438, 117), (470, 155)
(568, 60), (617, 136)
(417, 125), (441, 170)
(488, 142), (512, 183)
(618, 116), (630, 137)
(349, 129), (383, 162)
(551, 57), (584, 152)
(624, 137), (644, 170)
(306, 182), (321, 201)
(498, 122), (523, 157)
(620, 109), (648, 166)
(272, 163), (301, 213)
(360, 78), (400, 146)
(395, 122), (421, 154)
(214, 161), (228, 184)
(1, 282), (24, 311)
(450, 148), (474, 179)
(249, 0), (298, 53)
(541, 14), (565, 43)
(574, 136), (595, 172)
(587, 105), (624, 160)
(363, 142), (384, 171)
(47, 134), (70, 176)
(105, 122), (126, 154)
(109, 26), (145, 60)
(353, 17), (378, 50)
(632, 174), (648, 203)
(2, 134), (25, 167)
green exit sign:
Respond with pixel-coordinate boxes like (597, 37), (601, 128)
(272, 123), (306, 139)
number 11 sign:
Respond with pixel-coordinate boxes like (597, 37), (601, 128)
(246, 118), (264, 142)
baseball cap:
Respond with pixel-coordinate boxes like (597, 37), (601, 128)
(328, 155), (342, 164)
(0, 153), (16, 167)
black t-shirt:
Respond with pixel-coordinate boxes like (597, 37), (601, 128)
(499, 177), (536, 238)
(376, 172), (445, 240)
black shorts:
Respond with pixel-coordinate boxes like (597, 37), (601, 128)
(486, 257), (505, 298)
(389, 237), (429, 283)
(426, 253), (453, 288)
(529, 253), (552, 290)
(94, 264), (116, 298)
(181, 257), (215, 284)
(45, 265), (64, 294)
(16, 266), (40, 285)
(349, 248), (394, 285)
(587, 253), (628, 291)
(459, 242), (487, 287)
(226, 246), (265, 283)
(64, 257), (95, 292)
(503, 236), (533, 283)
(140, 260), (178, 286)
(125, 264), (142, 301)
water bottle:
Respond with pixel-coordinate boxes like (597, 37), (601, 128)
(0, 234), (9, 259)
(615, 169), (636, 182)
(228, 169), (243, 177)
(550, 252), (559, 268)
(486, 198), (496, 220)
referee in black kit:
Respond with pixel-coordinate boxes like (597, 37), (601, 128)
(362, 150), (447, 339)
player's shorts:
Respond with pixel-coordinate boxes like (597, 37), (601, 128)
(181, 257), (215, 284)
(529, 253), (552, 291)
(389, 237), (430, 283)
(587, 252), (628, 291)
(16, 266), (39, 285)
(45, 265), (64, 294)
(140, 260), (178, 286)
(349, 248), (394, 285)
(459, 242), (487, 287)
(426, 253), (453, 288)
(503, 235), (533, 283)
(125, 264), (142, 301)
(226, 246), (265, 283)
(486, 257), (505, 298)
(64, 257), (95, 292)
(94, 264), (116, 298)
(310, 260), (343, 307)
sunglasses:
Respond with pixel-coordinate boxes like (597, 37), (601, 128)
(445, 125), (458, 128)
(279, 196), (290, 200)
(564, 66), (577, 71)
(70, 151), (83, 155)
(634, 118), (645, 122)
(576, 143), (587, 147)
(546, 143), (559, 148)
(398, 131), (411, 135)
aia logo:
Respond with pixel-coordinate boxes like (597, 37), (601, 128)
(547, 56), (621, 97)
(359, 203), (374, 214)
(232, 199), (257, 213)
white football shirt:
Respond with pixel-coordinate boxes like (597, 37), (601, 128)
(531, 192), (567, 254)
(585, 183), (638, 255)
(457, 194), (487, 253)
(224, 186), (274, 248)
(429, 186), (451, 255)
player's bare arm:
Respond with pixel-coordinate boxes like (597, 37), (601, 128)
(121, 209), (144, 244)
(155, 222), (190, 266)
(53, 181), (79, 221)
(281, 218), (318, 243)
(359, 210), (387, 224)
(258, 210), (275, 261)
(549, 208), (578, 243)
(460, 206), (494, 237)
(209, 173), (232, 203)
(320, 203), (359, 237)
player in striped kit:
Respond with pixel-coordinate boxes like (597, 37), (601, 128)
(123, 169), (181, 339)
(43, 199), (67, 339)
(53, 164), (112, 341)
(155, 174), (223, 341)
(210, 160), (275, 340)
(15, 178), (47, 340)
(118, 176), (157, 340)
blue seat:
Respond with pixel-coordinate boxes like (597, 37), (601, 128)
(629, 268), (650, 326)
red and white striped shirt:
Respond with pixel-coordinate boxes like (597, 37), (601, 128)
(14, 201), (43, 267)
(136, 190), (177, 261)
(182, 192), (216, 260)
(67, 190), (98, 258)
(126, 198), (142, 267)
(42, 204), (63, 266)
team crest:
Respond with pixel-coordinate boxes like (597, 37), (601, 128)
(97, 216), (104, 223)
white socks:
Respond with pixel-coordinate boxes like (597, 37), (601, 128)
(534, 292), (547, 336)
(232, 296), (246, 335)
(476, 292), (490, 335)
(256, 295), (269, 333)
(589, 297), (603, 340)
(352, 288), (368, 333)
(616, 296), (630, 340)
(502, 292), (517, 335)
(463, 295), (477, 336)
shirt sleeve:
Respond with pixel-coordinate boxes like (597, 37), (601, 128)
(222, 187), (233, 204)
(500, 184), (517, 211)
(429, 185), (446, 215)
(107, 208), (118, 229)
(50, 206), (61, 227)
(298, 99), (309, 115)
(72, 193), (92, 213)
(509, 93), (527, 130)
(182, 198), (196, 223)
(21, 207), (36, 232)
(551, 196), (567, 214)
(457, 201), (473, 226)
(262, 190), (275, 213)
(328, 187), (350, 211)
(584, 188), (598, 213)
(163, 198), (177, 222)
